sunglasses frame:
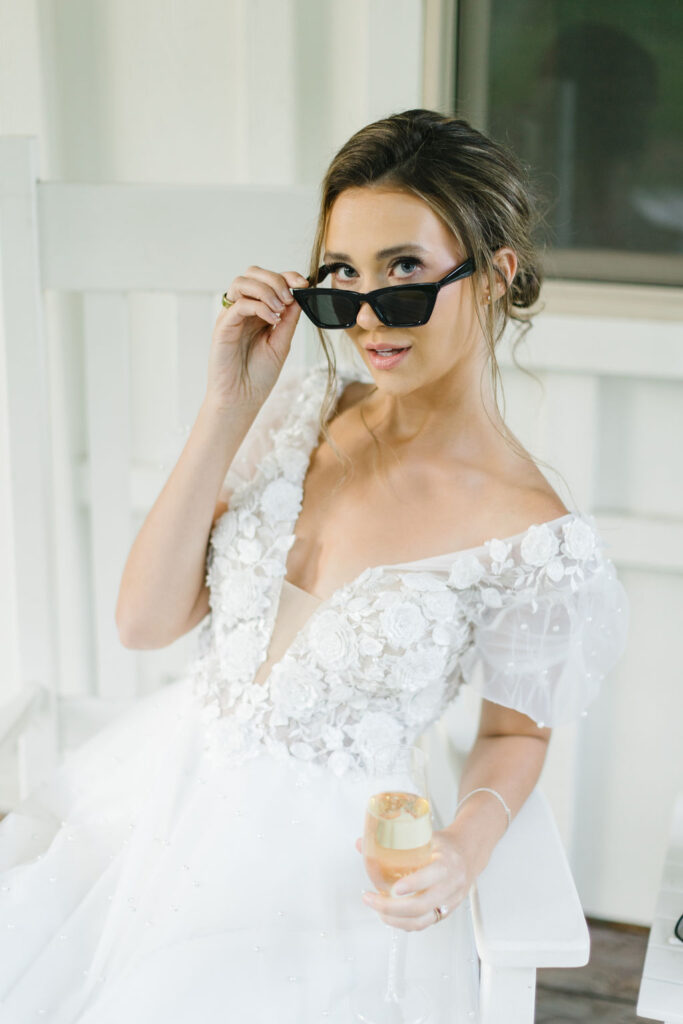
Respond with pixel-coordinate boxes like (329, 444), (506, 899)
(290, 256), (476, 329)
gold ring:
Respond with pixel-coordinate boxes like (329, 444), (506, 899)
(433, 905), (448, 923)
(222, 292), (236, 309)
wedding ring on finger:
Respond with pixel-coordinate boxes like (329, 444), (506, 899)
(433, 904), (449, 924)
(221, 292), (236, 309)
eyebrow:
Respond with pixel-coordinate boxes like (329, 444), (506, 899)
(322, 243), (430, 263)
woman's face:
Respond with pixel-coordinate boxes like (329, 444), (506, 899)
(323, 186), (490, 394)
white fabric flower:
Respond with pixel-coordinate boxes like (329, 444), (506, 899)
(481, 587), (503, 608)
(328, 749), (355, 777)
(546, 558), (566, 582)
(220, 569), (269, 621)
(275, 443), (310, 482)
(351, 711), (404, 758)
(234, 700), (255, 721)
(421, 590), (461, 620)
(260, 478), (301, 522)
(238, 510), (260, 540)
(403, 680), (446, 727)
(212, 510), (238, 548)
(432, 619), (470, 648)
(386, 647), (448, 691)
(236, 537), (264, 564)
(448, 553), (486, 589)
(520, 524), (560, 567)
(219, 624), (263, 677)
(487, 539), (511, 563)
(242, 683), (269, 704)
(321, 724), (345, 750)
(401, 573), (449, 593)
(380, 602), (428, 647)
(562, 518), (596, 561)
(359, 635), (384, 656)
(309, 610), (360, 671)
(290, 741), (315, 760)
(269, 662), (320, 718)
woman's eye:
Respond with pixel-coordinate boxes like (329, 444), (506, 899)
(395, 257), (423, 276)
(327, 256), (424, 283)
(327, 262), (355, 281)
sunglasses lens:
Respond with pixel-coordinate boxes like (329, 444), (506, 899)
(301, 292), (357, 328)
(375, 288), (433, 326)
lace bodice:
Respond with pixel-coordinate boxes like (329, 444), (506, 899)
(188, 364), (629, 776)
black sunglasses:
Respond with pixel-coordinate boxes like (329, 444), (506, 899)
(291, 256), (476, 329)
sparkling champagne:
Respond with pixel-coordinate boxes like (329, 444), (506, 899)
(363, 790), (433, 895)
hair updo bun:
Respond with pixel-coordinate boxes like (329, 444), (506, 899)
(510, 263), (542, 309)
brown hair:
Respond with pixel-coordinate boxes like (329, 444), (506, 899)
(308, 108), (554, 465)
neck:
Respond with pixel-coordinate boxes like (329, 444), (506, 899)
(358, 352), (509, 463)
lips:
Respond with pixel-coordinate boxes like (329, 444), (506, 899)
(366, 347), (412, 369)
(365, 345), (410, 352)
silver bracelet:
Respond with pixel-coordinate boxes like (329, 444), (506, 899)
(454, 787), (512, 830)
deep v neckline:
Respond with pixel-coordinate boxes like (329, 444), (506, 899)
(280, 366), (577, 605)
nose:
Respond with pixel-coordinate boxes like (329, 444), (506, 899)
(355, 298), (383, 330)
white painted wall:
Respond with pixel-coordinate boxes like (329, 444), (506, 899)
(1, 0), (682, 929)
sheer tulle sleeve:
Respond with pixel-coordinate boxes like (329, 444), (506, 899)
(218, 365), (312, 504)
(457, 533), (629, 727)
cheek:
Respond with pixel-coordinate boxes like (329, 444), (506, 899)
(431, 289), (479, 341)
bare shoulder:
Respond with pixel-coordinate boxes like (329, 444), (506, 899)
(493, 479), (570, 538)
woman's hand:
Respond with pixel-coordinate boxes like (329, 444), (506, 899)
(354, 830), (473, 932)
(206, 266), (309, 410)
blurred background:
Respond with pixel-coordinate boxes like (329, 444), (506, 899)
(0, 0), (681, 938)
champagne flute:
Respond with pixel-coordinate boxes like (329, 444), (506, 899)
(350, 743), (434, 1024)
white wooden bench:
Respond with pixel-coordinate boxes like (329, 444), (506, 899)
(637, 793), (683, 1023)
(0, 133), (590, 1023)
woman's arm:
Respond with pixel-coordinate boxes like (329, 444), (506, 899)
(115, 396), (262, 649)
(360, 701), (552, 930)
(441, 701), (552, 880)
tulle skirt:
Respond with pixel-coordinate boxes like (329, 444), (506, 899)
(0, 676), (480, 1022)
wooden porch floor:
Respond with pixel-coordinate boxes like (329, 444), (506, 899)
(536, 917), (658, 1022)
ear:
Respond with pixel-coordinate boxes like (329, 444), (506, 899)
(491, 247), (518, 299)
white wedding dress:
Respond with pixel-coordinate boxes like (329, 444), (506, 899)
(0, 364), (629, 1023)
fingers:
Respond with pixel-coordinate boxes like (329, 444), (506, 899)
(222, 295), (283, 326)
(221, 267), (309, 328)
(362, 888), (461, 932)
(281, 269), (310, 289)
(229, 266), (307, 308)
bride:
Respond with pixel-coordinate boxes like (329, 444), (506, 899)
(0, 109), (628, 1022)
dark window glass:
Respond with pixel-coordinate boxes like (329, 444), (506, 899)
(454, 0), (683, 286)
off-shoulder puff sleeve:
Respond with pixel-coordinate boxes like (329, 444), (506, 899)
(457, 518), (630, 727)
(218, 365), (312, 503)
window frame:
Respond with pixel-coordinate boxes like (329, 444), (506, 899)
(422, 0), (683, 314)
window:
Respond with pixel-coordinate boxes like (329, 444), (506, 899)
(453, 0), (683, 286)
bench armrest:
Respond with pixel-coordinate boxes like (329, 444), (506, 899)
(472, 787), (590, 969)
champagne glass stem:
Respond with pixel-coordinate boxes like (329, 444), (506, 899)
(384, 927), (407, 1002)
